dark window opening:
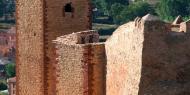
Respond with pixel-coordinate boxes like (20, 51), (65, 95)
(81, 37), (85, 44)
(89, 35), (93, 43)
(64, 3), (73, 12)
(5, 40), (8, 45)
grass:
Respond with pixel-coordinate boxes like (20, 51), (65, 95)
(93, 23), (118, 35)
(0, 92), (8, 95)
(0, 23), (13, 29)
(92, 23), (118, 30)
(92, 23), (118, 42)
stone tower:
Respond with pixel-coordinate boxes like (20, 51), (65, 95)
(16, 0), (91, 95)
(54, 30), (106, 95)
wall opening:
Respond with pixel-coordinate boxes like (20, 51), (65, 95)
(64, 3), (73, 12)
(81, 37), (85, 44)
(89, 35), (93, 43)
(63, 2), (74, 17)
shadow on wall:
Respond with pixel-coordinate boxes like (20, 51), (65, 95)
(138, 20), (190, 95)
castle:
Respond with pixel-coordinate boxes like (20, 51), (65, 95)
(16, 0), (91, 95)
(16, 0), (190, 95)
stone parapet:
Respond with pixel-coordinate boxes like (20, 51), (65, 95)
(54, 30), (106, 95)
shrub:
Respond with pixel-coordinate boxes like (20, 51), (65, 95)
(0, 80), (7, 91)
(5, 63), (15, 78)
(156, 0), (190, 22)
(112, 1), (155, 24)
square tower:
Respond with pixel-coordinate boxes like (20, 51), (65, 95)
(16, 0), (91, 95)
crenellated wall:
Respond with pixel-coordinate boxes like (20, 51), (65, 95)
(54, 31), (106, 95)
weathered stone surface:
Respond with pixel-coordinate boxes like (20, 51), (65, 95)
(142, 14), (160, 21)
(173, 15), (183, 25)
(106, 21), (144, 95)
(106, 14), (190, 95)
(44, 1), (91, 94)
(16, 0), (91, 95)
(54, 31), (106, 95)
(16, 0), (44, 95)
(179, 20), (190, 33)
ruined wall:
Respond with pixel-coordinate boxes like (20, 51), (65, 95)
(16, 0), (44, 95)
(106, 14), (190, 95)
(139, 17), (190, 95)
(105, 21), (144, 95)
(44, 0), (91, 94)
(180, 21), (190, 33)
(54, 31), (106, 95)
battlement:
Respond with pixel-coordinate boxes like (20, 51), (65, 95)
(55, 30), (99, 45)
(54, 30), (106, 95)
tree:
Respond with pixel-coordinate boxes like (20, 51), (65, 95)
(6, 0), (15, 15)
(5, 63), (15, 78)
(114, 1), (154, 24)
(0, 0), (6, 17)
(110, 3), (125, 24)
(0, 82), (7, 91)
(92, 0), (129, 16)
(156, 0), (190, 21)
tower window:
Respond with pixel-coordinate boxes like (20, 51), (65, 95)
(89, 35), (93, 43)
(64, 3), (73, 12)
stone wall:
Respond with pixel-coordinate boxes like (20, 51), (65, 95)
(44, 0), (91, 94)
(16, 0), (91, 94)
(139, 16), (190, 95)
(16, 0), (44, 95)
(106, 21), (144, 95)
(106, 14), (190, 95)
(54, 31), (106, 95)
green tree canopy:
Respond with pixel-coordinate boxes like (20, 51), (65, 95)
(0, 0), (6, 17)
(0, 82), (7, 91)
(92, 0), (129, 16)
(5, 63), (15, 78)
(112, 1), (154, 24)
(110, 3), (125, 24)
(156, 0), (190, 21)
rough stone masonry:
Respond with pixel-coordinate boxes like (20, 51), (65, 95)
(16, 0), (190, 94)
(53, 14), (190, 95)
(16, 0), (91, 95)
(54, 31), (106, 95)
(106, 14), (190, 95)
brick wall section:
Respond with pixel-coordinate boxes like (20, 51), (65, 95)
(16, 0), (44, 95)
(106, 14), (190, 95)
(54, 31), (106, 95)
(16, 0), (91, 94)
(44, 0), (91, 94)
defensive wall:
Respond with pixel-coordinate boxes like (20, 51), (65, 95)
(16, 0), (91, 94)
(54, 30), (106, 95)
